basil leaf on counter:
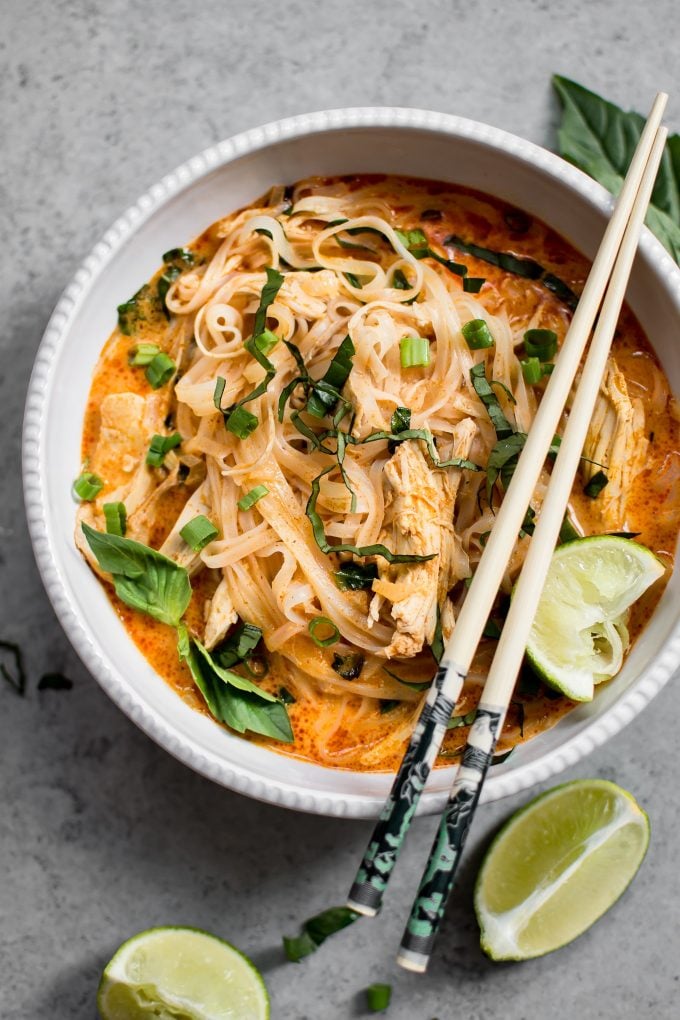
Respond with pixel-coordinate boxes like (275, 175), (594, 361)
(283, 906), (359, 962)
(81, 523), (191, 627)
(553, 75), (680, 263)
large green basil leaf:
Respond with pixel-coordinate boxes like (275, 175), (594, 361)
(553, 75), (680, 263)
(82, 523), (191, 627)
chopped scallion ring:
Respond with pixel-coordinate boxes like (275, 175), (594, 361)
(399, 336), (430, 368)
(146, 432), (182, 468)
(463, 276), (486, 293)
(225, 405), (259, 439)
(238, 485), (269, 511)
(462, 318), (494, 350)
(253, 329), (279, 356)
(520, 356), (543, 385)
(524, 328), (558, 360)
(366, 983), (392, 1012)
(308, 616), (340, 647)
(103, 501), (127, 536)
(128, 342), (161, 366)
(180, 514), (219, 551)
(73, 471), (104, 501)
(145, 352), (176, 389)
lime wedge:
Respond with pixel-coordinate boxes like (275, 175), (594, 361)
(526, 536), (664, 700)
(475, 779), (649, 961)
(97, 927), (269, 1020)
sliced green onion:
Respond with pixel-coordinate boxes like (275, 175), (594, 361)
(73, 471), (104, 501)
(400, 336), (430, 368)
(253, 329), (279, 356)
(180, 514), (219, 551)
(524, 328), (558, 360)
(366, 983), (392, 1012)
(128, 342), (161, 366)
(225, 405), (259, 439)
(331, 652), (365, 679)
(584, 469), (609, 498)
(279, 686), (296, 704)
(344, 271), (363, 289)
(146, 432), (182, 468)
(145, 352), (176, 389)
(238, 485), (269, 511)
(463, 276), (486, 293)
(308, 616), (340, 647)
(103, 501), (127, 536)
(461, 318), (494, 350)
(542, 362), (555, 375)
(447, 709), (477, 730)
(520, 356), (543, 384)
(334, 562), (378, 591)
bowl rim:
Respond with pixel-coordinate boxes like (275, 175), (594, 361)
(22, 105), (680, 817)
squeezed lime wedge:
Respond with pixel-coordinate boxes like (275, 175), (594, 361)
(475, 779), (649, 961)
(97, 926), (269, 1020)
(526, 535), (664, 700)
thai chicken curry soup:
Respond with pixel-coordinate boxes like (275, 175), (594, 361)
(75, 175), (680, 771)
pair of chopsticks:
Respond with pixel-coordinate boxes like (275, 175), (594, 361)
(347, 92), (669, 973)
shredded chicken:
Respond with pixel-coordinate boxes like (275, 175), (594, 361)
(582, 358), (648, 529)
(204, 577), (239, 649)
(371, 420), (478, 658)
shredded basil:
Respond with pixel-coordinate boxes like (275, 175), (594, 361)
(307, 466), (436, 564)
(396, 228), (468, 277)
(331, 652), (365, 679)
(470, 362), (514, 439)
(334, 562), (378, 591)
(446, 234), (579, 309)
(306, 336), (356, 419)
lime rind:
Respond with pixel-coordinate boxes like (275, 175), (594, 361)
(474, 779), (650, 961)
(525, 536), (665, 701)
(97, 926), (269, 1020)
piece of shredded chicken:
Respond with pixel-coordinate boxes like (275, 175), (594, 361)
(371, 419), (478, 658)
(582, 358), (648, 529)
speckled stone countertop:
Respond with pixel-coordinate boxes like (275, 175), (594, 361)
(2, 1), (679, 1017)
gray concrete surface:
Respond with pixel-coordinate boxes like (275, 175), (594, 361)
(2, 1), (679, 1017)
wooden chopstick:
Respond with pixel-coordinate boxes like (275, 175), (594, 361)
(396, 122), (669, 974)
(347, 91), (668, 921)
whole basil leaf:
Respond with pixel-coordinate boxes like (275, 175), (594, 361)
(178, 630), (293, 743)
(553, 75), (680, 263)
(82, 523), (191, 627)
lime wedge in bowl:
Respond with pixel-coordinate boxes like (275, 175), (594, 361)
(475, 779), (649, 961)
(526, 536), (664, 700)
(97, 926), (269, 1020)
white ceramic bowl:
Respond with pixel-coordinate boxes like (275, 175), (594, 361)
(23, 108), (680, 818)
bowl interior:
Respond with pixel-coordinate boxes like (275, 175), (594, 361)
(29, 115), (680, 816)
